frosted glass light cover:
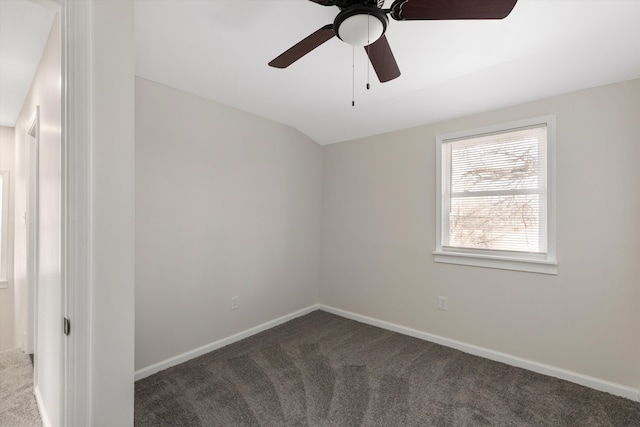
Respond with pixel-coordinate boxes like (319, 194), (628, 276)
(337, 14), (384, 46)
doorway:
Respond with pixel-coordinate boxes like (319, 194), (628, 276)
(1, 0), (64, 425)
(3, 1), (135, 425)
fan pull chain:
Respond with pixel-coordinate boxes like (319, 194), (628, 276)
(366, 14), (371, 90)
(352, 46), (355, 107)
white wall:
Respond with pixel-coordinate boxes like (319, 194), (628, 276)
(13, 13), (62, 426)
(135, 77), (323, 371)
(0, 126), (15, 351)
(89, 0), (136, 425)
(320, 79), (640, 391)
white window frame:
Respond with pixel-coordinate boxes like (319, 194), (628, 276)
(434, 115), (557, 274)
(0, 170), (9, 287)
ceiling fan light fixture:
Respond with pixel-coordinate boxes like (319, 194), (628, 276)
(334, 6), (388, 47)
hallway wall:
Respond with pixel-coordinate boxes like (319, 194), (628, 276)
(0, 126), (15, 351)
(13, 13), (62, 427)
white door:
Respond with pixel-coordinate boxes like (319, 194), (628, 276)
(34, 15), (64, 425)
(25, 108), (39, 358)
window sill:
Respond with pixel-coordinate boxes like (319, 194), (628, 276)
(433, 251), (558, 275)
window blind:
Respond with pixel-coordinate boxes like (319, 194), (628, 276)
(442, 124), (547, 254)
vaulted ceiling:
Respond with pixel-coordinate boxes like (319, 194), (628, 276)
(2, 1), (639, 144)
(134, 0), (640, 144)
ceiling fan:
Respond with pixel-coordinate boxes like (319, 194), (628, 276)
(269, 0), (519, 83)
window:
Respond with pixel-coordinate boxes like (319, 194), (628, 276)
(434, 116), (557, 274)
(0, 170), (9, 286)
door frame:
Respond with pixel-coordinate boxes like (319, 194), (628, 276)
(58, 0), (91, 425)
(31, 1), (131, 425)
(28, 0), (91, 425)
(61, 0), (93, 424)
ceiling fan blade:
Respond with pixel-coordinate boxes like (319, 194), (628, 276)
(390, 0), (518, 21)
(269, 25), (335, 69)
(365, 35), (401, 83)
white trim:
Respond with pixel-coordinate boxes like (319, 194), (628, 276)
(62, 0), (91, 425)
(438, 116), (555, 144)
(134, 303), (639, 402)
(34, 385), (52, 427)
(134, 305), (321, 381)
(318, 305), (640, 402)
(546, 115), (557, 263)
(433, 250), (558, 275)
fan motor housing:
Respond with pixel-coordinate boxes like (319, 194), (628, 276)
(334, 5), (389, 47)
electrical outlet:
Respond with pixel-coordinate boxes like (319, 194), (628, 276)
(231, 296), (239, 310)
(438, 296), (448, 311)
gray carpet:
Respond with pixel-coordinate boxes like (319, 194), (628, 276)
(0, 348), (42, 427)
(135, 310), (640, 426)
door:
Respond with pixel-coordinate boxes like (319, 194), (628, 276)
(33, 15), (64, 426)
(25, 108), (39, 358)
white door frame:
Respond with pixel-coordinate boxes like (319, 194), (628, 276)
(60, 0), (91, 425)
(24, 1), (135, 424)
(27, 0), (91, 425)
(31, 1), (129, 425)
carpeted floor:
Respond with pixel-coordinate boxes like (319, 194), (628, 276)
(0, 348), (42, 427)
(135, 310), (640, 426)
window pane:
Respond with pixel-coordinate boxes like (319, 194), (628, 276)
(449, 193), (545, 253)
(451, 127), (546, 193)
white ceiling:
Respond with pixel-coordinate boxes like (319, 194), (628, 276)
(2, 1), (639, 143)
(135, 0), (640, 145)
(0, 0), (55, 127)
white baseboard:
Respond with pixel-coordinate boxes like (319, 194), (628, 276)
(319, 304), (640, 402)
(134, 304), (321, 381)
(134, 303), (639, 402)
(34, 385), (52, 427)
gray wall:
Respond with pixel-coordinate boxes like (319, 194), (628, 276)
(135, 77), (323, 370)
(89, 1), (136, 424)
(320, 79), (640, 390)
(134, 76), (639, 395)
